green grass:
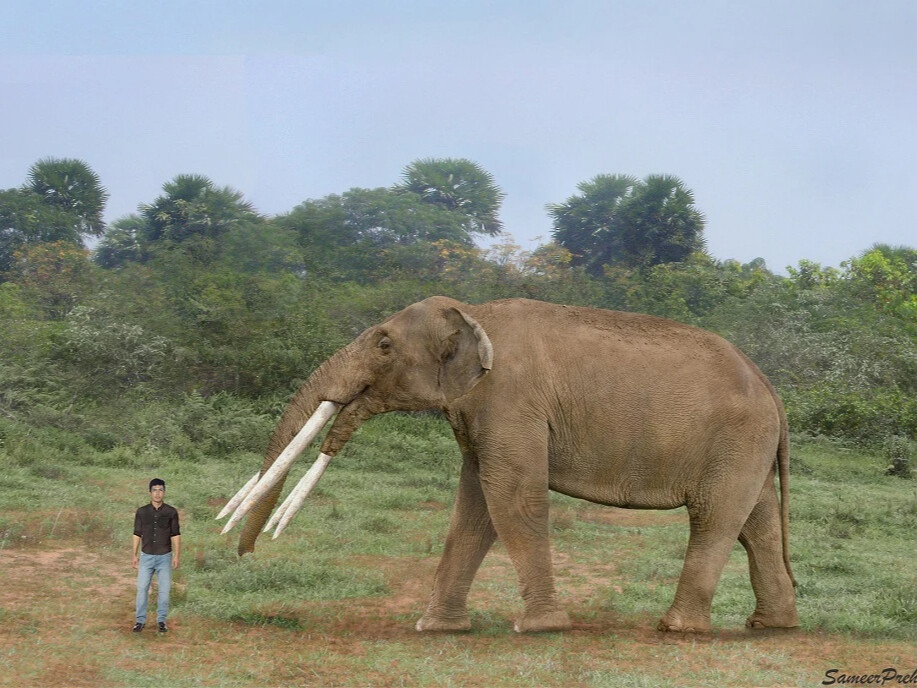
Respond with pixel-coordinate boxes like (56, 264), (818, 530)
(581, 435), (917, 639)
(1, 415), (915, 686)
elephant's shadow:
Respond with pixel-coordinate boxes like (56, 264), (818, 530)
(226, 550), (797, 642)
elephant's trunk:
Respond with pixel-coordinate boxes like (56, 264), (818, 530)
(320, 395), (384, 457)
(248, 396), (386, 543)
(236, 343), (362, 555)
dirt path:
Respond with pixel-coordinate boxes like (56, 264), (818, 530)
(1, 542), (914, 687)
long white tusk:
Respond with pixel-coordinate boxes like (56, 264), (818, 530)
(221, 401), (341, 535)
(263, 450), (330, 534)
(216, 472), (260, 519)
(272, 452), (332, 539)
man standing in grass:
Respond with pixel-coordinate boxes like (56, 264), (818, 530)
(132, 478), (180, 633)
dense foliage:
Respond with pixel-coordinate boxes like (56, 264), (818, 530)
(549, 174), (705, 274)
(1, 157), (916, 463)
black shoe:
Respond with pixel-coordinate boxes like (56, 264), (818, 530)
(132, 622), (144, 633)
(158, 622), (168, 633)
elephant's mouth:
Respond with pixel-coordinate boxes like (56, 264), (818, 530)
(324, 384), (370, 408)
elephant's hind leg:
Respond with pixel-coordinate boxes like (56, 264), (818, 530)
(658, 518), (742, 633)
(738, 474), (799, 629)
(417, 457), (496, 632)
(659, 470), (764, 633)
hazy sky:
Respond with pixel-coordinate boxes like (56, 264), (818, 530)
(3, 1), (915, 272)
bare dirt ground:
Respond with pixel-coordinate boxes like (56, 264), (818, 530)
(1, 508), (914, 687)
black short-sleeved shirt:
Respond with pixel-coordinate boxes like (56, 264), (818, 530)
(133, 503), (180, 555)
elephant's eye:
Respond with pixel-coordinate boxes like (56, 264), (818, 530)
(378, 337), (393, 353)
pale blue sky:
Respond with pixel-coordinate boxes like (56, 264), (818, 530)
(2, 1), (915, 272)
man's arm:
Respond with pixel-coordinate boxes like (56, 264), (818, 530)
(171, 535), (181, 568)
(133, 508), (142, 568)
(171, 508), (181, 568)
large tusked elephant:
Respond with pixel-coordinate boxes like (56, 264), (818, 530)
(219, 296), (799, 633)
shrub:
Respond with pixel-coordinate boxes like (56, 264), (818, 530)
(177, 391), (274, 456)
(55, 305), (172, 392)
(783, 386), (917, 446)
(884, 435), (913, 478)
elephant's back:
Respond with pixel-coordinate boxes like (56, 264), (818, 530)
(477, 298), (750, 374)
(475, 298), (778, 448)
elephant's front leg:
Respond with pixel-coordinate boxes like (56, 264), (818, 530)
(416, 456), (496, 632)
(478, 428), (572, 633)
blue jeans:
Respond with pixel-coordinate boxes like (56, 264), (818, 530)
(136, 552), (172, 624)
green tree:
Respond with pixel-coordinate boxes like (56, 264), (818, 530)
(219, 222), (302, 274)
(140, 174), (259, 244)
(93, 214), (146, 268)
(6, 241), (97, 319)
(549, 173), (705, 274)
(339, 187), (473, 246)
(395, 158), (505, 236)
(95, 175), (262, 267)
(843, 244), (917, 321)
(25, 157), (108, 237)
(604, 253), (774, 322)
(0, 189), (84, 275)
(1, 158), (108, 278)
(548, 174), (637, 275)
(279, 187), (476, 281)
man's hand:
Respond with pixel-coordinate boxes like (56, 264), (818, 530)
(132, 535), (141, 570)
(171, 534), (180, 569)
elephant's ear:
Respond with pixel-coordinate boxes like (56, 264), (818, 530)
(439, 308), (493, 402)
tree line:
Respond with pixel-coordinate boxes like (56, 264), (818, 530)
(2, 157), (916, 457)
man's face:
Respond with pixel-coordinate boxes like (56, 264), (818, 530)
(150, 485), (165, 504)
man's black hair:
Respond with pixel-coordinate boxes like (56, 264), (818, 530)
(149, 478), (166, 491)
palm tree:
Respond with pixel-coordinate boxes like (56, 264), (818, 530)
(549, 173), (705, 274)
(396, 158), (505, 237)
(140, 174), (259, 243)
(26, 158), (109, 237)
(617, 174), (706, 267)
(547, 174), (638, 273)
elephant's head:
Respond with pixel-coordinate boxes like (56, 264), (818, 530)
(220, 296), (493, 554)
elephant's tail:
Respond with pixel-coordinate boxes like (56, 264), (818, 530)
(777, 405), (796, 588)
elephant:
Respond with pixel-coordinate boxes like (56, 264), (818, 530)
(218, 296), (799, 633)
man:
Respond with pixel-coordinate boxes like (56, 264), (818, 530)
(132, 478), (180, 633)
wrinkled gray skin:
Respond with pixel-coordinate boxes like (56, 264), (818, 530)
(238, 296), (798, 633)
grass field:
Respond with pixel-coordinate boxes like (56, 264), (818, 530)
(1, 412), (916, 686)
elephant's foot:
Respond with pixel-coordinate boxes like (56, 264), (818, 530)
(657, 608), (711, 633)
(415, 613), (471, 632)
(745, 607), (799, 630)
(513, 609), (572, 633)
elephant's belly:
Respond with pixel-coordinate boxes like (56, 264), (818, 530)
(545, 402), (707, 509)
(547, 449), (689, 510)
